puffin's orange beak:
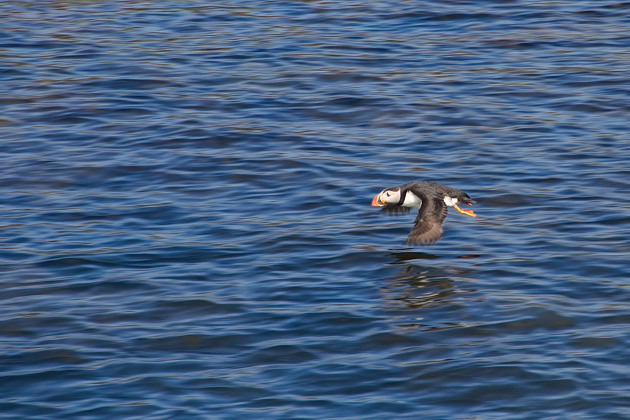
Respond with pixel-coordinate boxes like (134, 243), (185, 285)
(371, 193), (384, 207)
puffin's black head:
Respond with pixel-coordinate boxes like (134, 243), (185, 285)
(371, 187), (402, 207)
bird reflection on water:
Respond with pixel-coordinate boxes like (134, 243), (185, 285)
(380, 251), (482, 330)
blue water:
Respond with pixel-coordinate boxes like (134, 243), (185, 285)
(1, 1), (630, 418)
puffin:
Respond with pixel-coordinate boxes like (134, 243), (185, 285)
(371, 181), (477, 245)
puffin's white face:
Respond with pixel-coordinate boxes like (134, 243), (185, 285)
(373, 188), (401, 206)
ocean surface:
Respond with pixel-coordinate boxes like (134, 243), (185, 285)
(1, 1), (629, 418)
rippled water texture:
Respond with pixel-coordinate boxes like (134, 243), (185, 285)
(1, 1), (630, 418)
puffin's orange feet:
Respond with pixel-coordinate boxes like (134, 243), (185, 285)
(454, 204), (476, 217)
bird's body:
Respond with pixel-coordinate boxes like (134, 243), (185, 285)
(371, 181), (477, 244)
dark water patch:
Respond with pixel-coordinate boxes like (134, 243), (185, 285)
(82, 78), (175, 90)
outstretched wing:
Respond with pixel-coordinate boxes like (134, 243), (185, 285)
(405, 198), (448, 245)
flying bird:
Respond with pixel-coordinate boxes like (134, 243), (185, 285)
(371, 181), (477, 244)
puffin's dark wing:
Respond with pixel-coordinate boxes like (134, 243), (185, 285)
(380, 204), (411, 215)
(405, 198), (448, 245)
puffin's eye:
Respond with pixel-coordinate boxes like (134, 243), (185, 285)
(385, 192), (391, 197)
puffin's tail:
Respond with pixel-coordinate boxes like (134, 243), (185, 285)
(459, 193), (476, 206)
